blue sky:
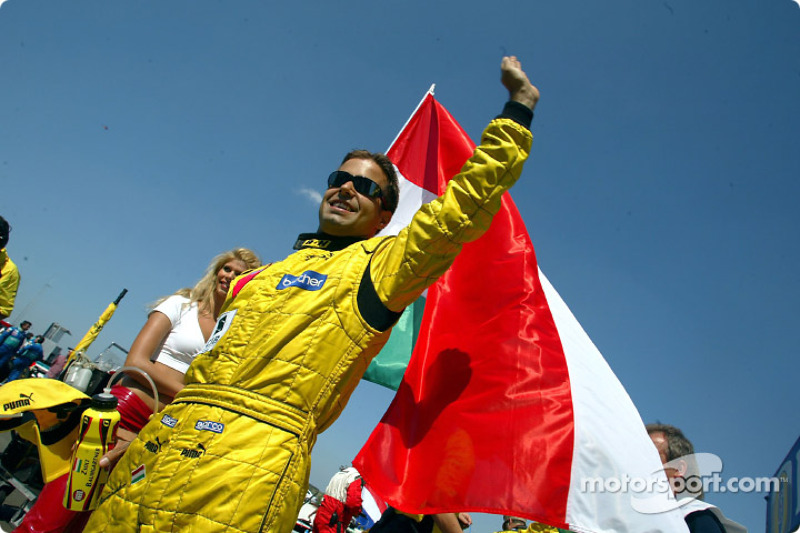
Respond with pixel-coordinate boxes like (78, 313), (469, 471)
(1, 1), (799, 531)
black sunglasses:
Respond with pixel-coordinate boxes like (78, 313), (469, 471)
(327, 171), (385, 203)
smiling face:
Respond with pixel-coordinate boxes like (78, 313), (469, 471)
(215, 259), (248, 300)
(317, 157), (392, 238)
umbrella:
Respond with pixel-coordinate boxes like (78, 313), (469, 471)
(68, 288), (127, 363)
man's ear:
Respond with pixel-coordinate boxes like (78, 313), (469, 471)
(673, 458), (689, 477)
(378, 210), (392, 230)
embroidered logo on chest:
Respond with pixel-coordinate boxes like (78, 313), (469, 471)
(160, 414), (178, 428)
(277, 270), (328, 291)
(194, 420), (225, 434)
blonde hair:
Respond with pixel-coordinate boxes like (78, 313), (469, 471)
(158, 248), (262, 313)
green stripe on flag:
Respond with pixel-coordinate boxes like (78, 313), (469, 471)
(363, 296), (426, 390)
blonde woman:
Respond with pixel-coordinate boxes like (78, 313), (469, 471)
(113, 247), (262, 420)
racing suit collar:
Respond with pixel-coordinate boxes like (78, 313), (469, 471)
(293, 233), (364, 252)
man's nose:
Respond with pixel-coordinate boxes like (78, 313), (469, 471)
(338, 180), (356, 196)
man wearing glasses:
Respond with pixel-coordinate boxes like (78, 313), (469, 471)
(87, 56), (539, 533)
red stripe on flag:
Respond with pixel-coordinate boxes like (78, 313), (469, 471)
(388, 93), (475, 195)
(355, 95), (574, 527)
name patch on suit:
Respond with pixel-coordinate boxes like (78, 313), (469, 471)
(201, 309), (237, 353)
(277, 270), (327, 291)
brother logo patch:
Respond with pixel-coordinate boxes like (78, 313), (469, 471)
(277, 270), (327, 291)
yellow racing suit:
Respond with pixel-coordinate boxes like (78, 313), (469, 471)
(0, 248), (20, 319)
(85, 109), (532, 533)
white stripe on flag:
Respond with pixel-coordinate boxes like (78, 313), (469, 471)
(379, 169), (438, 237)
(540, 270), (689, 532)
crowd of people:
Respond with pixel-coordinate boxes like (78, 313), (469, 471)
(0, 57), (745, 533)
(0, 321), (45, 384)
(0, 216), (42, 384)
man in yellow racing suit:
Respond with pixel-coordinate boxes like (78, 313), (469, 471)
(85, 56), (539, 533)
(0, 216), (20, 321)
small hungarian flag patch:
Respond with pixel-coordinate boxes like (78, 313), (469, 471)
(131, 464), (146, 485)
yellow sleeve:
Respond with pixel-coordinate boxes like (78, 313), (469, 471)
(0, 252), (20, 318)
(370, 117), (532, 312)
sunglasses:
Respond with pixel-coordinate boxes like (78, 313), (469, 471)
(327, 171), (385, 205)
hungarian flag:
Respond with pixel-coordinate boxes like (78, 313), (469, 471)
(355, 89), (689, 533)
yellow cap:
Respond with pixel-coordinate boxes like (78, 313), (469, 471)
(0, 379), (90, 482)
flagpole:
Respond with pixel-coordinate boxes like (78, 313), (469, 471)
(385, 84), (435, 151)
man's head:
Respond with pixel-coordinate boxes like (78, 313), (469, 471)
(502, 516), (527, 531)
(20, 321), (31, 331)
(318, 150), (399, 239)
(34, 335), (44, 344)
(0, 216), (10, 249)
(646, 423), (702, 498)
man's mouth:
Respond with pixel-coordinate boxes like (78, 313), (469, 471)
(330, 200), (355, 213)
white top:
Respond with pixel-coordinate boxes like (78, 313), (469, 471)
(150, 294), (207, 374)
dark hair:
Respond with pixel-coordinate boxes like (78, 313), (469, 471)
(0, 216), (10, 249)
(646, 423), (695, 462)
(341, 150), (399, 214)
(502, 516), (527, 530)
(20, 321), (31, 328)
